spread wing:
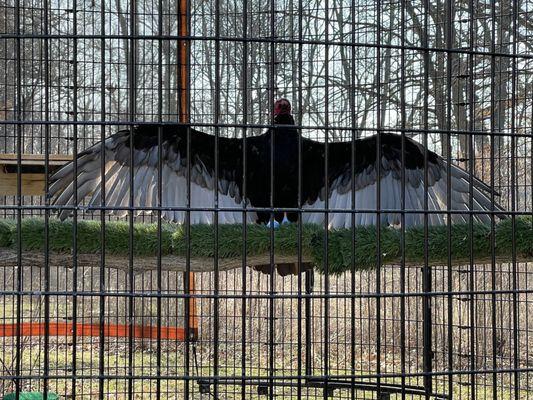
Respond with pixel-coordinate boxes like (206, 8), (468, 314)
(49, 124), (268, 224)
(301, 132), (503, 228)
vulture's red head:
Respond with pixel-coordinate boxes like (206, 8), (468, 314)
(274, 98), (294, 125)
(274, 98), (291, 116)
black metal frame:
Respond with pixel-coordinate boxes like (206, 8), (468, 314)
(1, 0), (533, 399)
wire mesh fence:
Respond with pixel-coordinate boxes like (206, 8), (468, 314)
(1, 0), (533, 399)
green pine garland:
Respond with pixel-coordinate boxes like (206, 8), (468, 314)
(0, 217), (532, 274)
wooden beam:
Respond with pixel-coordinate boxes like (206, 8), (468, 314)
(0, 170), (46, 196)
(0, 248), (315, 274)
(0, 153), (71, 196)
(0, 153), (72, 166)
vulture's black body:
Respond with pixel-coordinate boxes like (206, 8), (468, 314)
(50, 109), (502, 228)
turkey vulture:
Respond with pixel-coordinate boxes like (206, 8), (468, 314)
(49, 99), (501, 228)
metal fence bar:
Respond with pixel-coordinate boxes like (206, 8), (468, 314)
(1, 0), (533, 398)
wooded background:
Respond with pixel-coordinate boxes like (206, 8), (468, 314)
(1, 0), (532, 208)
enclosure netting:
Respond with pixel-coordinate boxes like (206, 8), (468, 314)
(1, 0), (533, 398)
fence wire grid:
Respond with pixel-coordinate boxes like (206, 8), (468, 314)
(1, 0), (533, 399)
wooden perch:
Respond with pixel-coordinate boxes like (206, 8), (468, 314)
(0, 218), (532, 275)
(0, 248), (314, 275)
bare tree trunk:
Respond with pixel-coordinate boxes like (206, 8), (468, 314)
(492, 0), (511, 166)
(451, 57), (469, 159)
(429, 0), (451, 154)
(161, 0), (179, 120)
(379, 2), (396, 128)
(116, 0), (134, 118)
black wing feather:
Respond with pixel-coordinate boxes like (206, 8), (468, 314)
(301, 132), (503, 227)
(49, 124), (270, 223)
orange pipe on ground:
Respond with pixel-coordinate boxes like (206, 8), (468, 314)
(0, 322), (197, 341)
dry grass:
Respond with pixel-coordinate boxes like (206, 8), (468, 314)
(0, 260), (532, 399)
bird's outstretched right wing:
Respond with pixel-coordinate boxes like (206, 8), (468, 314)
(49, 124), (267, 224)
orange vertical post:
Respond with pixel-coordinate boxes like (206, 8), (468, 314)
(178, 0), (198, 340)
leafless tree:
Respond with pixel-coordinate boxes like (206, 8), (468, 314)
(1, 0), (531, 164)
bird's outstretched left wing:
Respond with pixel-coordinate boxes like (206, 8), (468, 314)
(301, 132), (503, 228)
(49, 124), (267, 224)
